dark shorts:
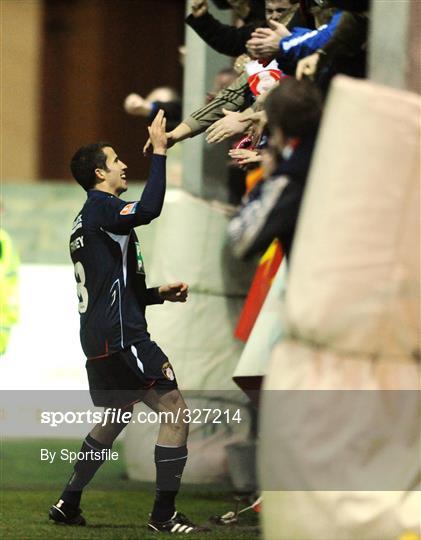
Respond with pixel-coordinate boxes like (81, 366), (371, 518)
(86, 340), (178, 408)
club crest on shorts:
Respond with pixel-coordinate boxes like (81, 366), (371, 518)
(162, 361), (175, 381)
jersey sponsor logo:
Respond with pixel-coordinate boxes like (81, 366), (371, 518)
(134, 242), (145, 275)
(120, 202), (137, 215)
(162, 361), (175, 381)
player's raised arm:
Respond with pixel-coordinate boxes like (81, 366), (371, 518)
(95, 111), (168, 233)
(133, 109), (168, 222)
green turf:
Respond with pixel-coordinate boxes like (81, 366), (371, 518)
(0, 439), (260, 539)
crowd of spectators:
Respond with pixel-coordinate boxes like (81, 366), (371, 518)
(132, 0), (370, 264)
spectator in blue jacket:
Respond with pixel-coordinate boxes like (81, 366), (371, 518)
(246, 1), (368, 84)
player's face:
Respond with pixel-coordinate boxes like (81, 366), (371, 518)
(265, 0), (292, 23)
(100, 146), (128, 196)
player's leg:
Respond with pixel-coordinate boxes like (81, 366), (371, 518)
(49, 405), (133, 525)
(142, 388), (189, 522)
(143, 386), (189, 446)
(142, 387), (207, 533)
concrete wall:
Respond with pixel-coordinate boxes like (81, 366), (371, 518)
(182, 2), (233, 201)
(369, 0), (421, 94)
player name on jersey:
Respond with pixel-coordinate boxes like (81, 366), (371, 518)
(70, 235), (84, 254)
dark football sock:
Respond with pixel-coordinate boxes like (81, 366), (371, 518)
(151, 444), (188, 522)
(60, 434), (112, 507)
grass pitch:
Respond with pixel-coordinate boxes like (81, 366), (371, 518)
(1, 439), (260, 539)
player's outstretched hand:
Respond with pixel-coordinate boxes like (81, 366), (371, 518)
(147, 110), (167, 155)
(158, 282), (189, 303)
(143, 119), (191, 155)
(143, 137), (151, 155)
(143, 132), (177, 155)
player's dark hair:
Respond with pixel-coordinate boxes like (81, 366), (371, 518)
(70, 142), (112, 191)
(264, 79), (323, 139)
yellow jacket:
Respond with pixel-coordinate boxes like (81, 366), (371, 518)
(0, 229), (20, 353)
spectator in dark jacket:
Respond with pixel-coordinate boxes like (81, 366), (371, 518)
(186, 0), (303, 58)
(210, 0), (266, 23)
(296, 9), (369, 90)
(247, 1), (369, 86)
(228, 78), (322, 261)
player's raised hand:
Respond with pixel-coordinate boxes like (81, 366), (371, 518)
(143, 131), (176, 155)
(158, 282), (189, 303)
(143, 120), (184, 155)
(147, 110), (167, 155)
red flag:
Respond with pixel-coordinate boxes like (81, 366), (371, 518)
(234, 239), (283, 342)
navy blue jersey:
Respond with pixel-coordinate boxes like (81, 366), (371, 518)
(69, 154), (166, 358)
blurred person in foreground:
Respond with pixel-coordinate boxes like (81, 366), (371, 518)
(48, 111), (207, 534)
(124, 87), (182, 131)
(228, 78), (322, 261)
(0, 227), (19, 355)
